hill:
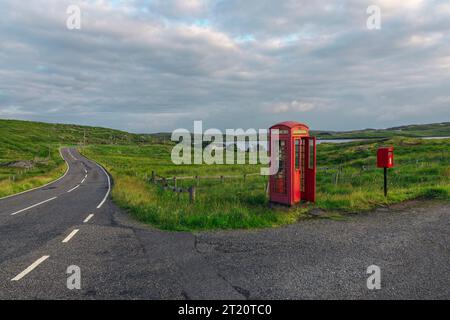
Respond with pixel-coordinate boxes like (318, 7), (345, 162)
(148, 122), (450, 141)
(313, 122), (450, 139)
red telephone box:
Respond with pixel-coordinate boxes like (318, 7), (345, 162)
(269, 121), (316, 205)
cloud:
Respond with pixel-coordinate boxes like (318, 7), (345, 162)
(268, 101), (316, 114)
(377, 0), (424, 12)
(0, 0), (449, 132)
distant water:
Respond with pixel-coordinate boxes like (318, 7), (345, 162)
(421, 136), (450, 140)
(317, 139), (367, 145)
(317, 136), (450, 144)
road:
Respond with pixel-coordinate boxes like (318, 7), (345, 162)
(0, 148), (448, 299)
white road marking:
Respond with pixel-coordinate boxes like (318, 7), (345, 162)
(0, 148), (69, 201)
(84, 169), (88, 174)
(68, 149), (78, 161)
(81, 177), (86, 184)
(96, 164), (111, 209)
(67, 185), (80, 193)
(10, 197), (58, 216)
(83, 214), (94, 223)
(11, 256), (50, 281)
(62, 229), (79, 243)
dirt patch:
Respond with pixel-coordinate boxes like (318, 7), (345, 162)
(383, 199), (442, 211)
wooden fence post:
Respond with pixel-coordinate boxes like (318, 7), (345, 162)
(173, 177), (177, 188)
(220, 175), (224, 183)
(188, 186), (196, 203)
(243, 174), (247, 183)
(151, 171), (155, 183)
(196, 175), (200, 186)
(334, 170), (339, 186)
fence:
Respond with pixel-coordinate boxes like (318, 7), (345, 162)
(316, 156), (449, 186)
(145, 154), (449, 202)
(149, 171), (264, 203)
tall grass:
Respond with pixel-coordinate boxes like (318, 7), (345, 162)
(0, 163), (67, 198)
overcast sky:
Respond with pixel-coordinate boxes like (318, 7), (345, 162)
(0, 0), (449, 133)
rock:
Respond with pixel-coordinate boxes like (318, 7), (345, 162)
(7, 160), (34, 169)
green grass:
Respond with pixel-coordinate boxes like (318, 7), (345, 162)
(82, 137), (450, 231)
(314, 137), (450, 211)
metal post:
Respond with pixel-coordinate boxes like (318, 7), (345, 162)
(384, 167), (388, 197)
(173, 177), (177, 188)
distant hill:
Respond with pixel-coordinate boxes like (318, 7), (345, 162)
(1, 119), (449, 162)
(312, 122), (450, 139)
(149, 122), (450, 141)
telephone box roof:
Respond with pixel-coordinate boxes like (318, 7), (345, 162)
(270, 121), (309, 129)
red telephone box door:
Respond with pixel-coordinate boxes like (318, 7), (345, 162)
(293, 139), (301, 202)
(302, 137), (316, 202)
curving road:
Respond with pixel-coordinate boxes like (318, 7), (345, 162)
(0, 148), (448, 299)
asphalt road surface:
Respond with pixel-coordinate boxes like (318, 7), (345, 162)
(0, 148), (448, 299)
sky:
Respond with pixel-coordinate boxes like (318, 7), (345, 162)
(0, 0), (449, 133)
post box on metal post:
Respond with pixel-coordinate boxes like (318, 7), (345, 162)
(377, 146), (394, 197)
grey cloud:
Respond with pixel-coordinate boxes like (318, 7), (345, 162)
(0, 0), (449, 133)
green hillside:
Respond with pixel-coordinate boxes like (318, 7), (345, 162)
(313, 122), (450, 139)
(0, 119), (154, 197)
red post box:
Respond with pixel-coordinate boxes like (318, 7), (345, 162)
(377, 146), (394, 197)
(377, 147), (394, 168)
(269, 121), (316, 205)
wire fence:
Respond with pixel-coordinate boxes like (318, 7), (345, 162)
(107, 153), (449, 203)
(148, 170), (266, 203)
